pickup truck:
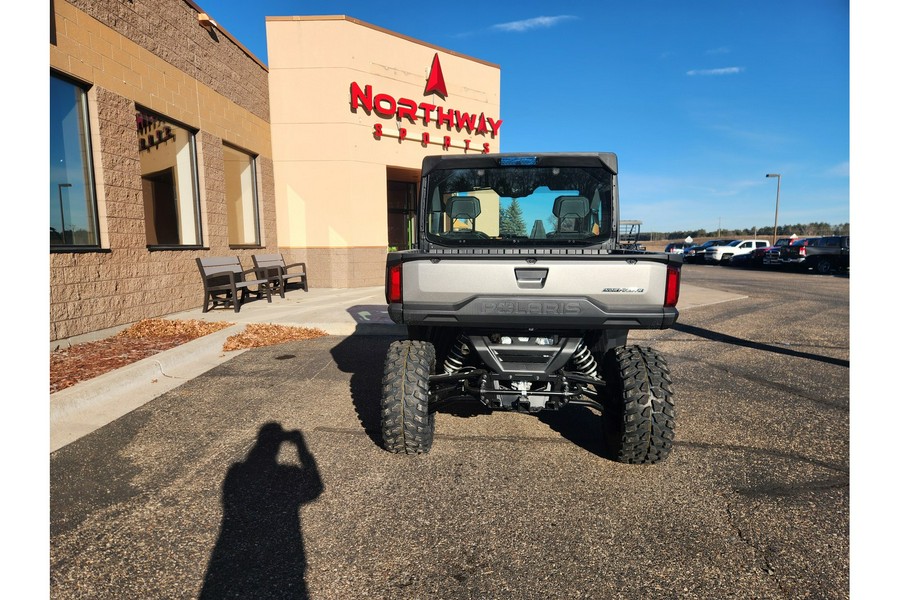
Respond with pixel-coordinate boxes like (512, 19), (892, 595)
(704, 239), (770, 264)
(382, 153), (681, 464)
(683, 239), (734, 263)
(780, 235), (849, 273)
(760, 237), (797, 266)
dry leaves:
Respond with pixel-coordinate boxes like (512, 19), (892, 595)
(223, 323), (327, 351)
(51, 319), (328, 394)
(117, 318), (233, 340)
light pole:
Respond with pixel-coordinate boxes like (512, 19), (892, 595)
(57, 183), (72, 243)
(766, 173), (781, 245)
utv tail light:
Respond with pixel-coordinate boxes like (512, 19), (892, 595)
(664, 265), (681, 307)
(387, 263), (402, 303)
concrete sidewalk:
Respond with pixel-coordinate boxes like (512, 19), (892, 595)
(50, 285), (397, 452)
(49, 283), (743, 452)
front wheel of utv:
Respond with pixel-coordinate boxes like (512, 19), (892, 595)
(601, 345), (675, 464)
(381, 340), (436, 454)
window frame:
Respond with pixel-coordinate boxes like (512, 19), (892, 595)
(50, 70), (101, 252)
(136, 105), (204, 251)
(422, 166), (615, 248)
(222, 142), (262, 249)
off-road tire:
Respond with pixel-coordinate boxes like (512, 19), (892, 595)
(814, 258), (833, 274)
(601, 345), (675, 464)
(381, 340), (436, 454)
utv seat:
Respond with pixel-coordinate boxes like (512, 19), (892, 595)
(443, 195), (488, 239)
(547, 196), (590, 239)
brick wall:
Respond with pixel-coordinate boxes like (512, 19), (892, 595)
(65, 0), (269, 121)
(50, 0), (278, 342)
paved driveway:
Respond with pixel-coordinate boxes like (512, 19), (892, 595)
(50, 266), (850, 599)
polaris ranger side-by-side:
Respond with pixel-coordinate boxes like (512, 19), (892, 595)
(381, 153), (681, 464)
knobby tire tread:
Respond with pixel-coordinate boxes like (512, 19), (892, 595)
(381, 340), (436, 454)
(603, 345), (675, 464)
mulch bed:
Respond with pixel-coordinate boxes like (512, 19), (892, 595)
(50, 319), (327, 394)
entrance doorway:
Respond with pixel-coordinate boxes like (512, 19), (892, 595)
(386, 167), (420, 250)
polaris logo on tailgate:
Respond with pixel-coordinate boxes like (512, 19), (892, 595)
(480, 301), (582, 315)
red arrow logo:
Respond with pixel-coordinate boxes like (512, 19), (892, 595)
(424, 53), (448, 98)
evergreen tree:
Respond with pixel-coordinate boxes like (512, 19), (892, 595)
(500, 199), (527, 236)
(499, 205), (510, 234)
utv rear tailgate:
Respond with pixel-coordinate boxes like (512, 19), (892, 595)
(387, 253), (680, 329)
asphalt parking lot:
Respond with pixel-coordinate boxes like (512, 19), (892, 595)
(50, 265), (850, 599)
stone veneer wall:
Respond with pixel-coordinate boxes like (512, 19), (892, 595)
(65, 0), (269, 122)
(50, 0), (277, 341)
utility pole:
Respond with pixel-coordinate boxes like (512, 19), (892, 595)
(766, 174), (781, 245)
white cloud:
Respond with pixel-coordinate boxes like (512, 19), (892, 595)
(707, 123), (792, 147)
(826, 161), (850, 177)
(686, 67), (745, 76)
(491, 15), (577, 33)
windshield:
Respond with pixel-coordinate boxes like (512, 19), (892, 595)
(423, 166), (614, 247)
(726, 240), (741, 247)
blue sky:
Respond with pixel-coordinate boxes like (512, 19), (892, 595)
(197, 0), (850, 234)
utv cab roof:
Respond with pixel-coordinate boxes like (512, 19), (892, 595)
(421, 152), (619, 176)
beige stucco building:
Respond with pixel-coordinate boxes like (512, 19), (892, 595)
(49, 2), (501, 343)
(266, 16), (501, 287)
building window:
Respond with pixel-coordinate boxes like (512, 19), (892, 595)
(223, 144), (260, 246)
(50, 73), (99, 247)
(136, 108), (201, 247)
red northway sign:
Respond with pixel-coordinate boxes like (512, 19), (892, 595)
(349, 53), (501, 153)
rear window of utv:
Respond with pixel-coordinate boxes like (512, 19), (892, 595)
(421, 160), (615, 248)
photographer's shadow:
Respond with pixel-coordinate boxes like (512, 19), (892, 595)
(200, 422), (323, 600)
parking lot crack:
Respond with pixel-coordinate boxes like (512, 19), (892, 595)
(722, 494), (790, 598)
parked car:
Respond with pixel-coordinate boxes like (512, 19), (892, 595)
(781, 235), (849, 274)
(728, 252), (755, 268)
(664, 242), (688, 254)
(704, 239), (770, 265)
(778, 237), (822, 268)
(683, 239), (734, 263)
(757, 237), (795, 267)
(734, 239), (787, 268)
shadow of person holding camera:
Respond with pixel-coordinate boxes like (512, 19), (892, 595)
(200, 422), (323, 599)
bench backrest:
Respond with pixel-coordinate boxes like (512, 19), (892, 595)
(197, 256), (244, 277)
(252, 253), (286, 270)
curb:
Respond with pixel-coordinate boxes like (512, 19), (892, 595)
(49, 321), (407, 452)
(50, 325), (246, 452)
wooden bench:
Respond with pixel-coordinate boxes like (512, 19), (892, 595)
(196, 256), (272, 313)
(251, 253), (309, 298)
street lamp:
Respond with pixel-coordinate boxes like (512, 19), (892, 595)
(57, 183), (72, 243)
(766, 174), (781, 245)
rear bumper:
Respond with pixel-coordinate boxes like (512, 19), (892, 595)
(388, 296), (678, 330)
